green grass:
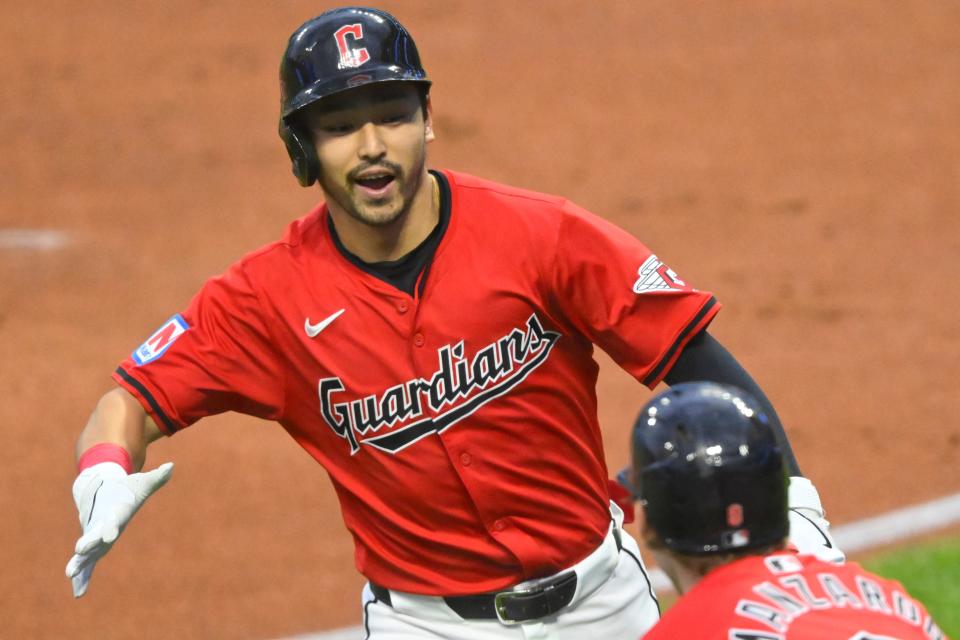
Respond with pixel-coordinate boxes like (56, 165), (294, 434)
(863, 536), (960, 638)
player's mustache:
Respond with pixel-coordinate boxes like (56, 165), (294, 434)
(348, 161), (403, 182)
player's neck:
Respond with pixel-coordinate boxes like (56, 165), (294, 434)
(328, 171), (439, 263)
(656, 552), (704, 595)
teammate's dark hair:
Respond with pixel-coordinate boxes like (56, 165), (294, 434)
(647, 533), (787, 577)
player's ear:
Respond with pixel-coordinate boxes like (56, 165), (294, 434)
(639, 516), (660, 548)
(424, 96), (435, 143)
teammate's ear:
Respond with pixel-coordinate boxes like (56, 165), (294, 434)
(424, 97), (435, 143)
(638, 516), (660, 548)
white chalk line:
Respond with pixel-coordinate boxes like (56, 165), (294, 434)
(833, 492), (960, 554)
(0, 229), (71, 250)
(279, 491), (960, 640)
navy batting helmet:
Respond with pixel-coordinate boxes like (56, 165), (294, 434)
(630, 382), (788, 555)
(278, 7), (431, 186)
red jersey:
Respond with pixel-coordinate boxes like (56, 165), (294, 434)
(644, 553), (947, 640)
(113, 170), (718, 594)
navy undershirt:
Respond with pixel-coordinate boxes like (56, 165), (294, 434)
(328, 170), (451, 297)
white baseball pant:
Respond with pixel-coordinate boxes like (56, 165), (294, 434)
(359, 504), (661, 639)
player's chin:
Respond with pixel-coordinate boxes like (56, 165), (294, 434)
(351, 200), (406, 227)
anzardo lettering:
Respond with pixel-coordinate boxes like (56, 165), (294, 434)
(318, 314), (561, 454)
(732, 568), (945, 639)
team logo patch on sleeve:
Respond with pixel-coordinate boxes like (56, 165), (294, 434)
(133, 314), (189, 365)
(632, 254), (687, 294)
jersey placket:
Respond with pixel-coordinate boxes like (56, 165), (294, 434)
(406, 281), (535, 577)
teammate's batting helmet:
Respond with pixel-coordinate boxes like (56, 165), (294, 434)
(630, 382), (788, 555)
(278, 7), (431, 187)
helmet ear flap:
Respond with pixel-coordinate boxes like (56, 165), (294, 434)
(278, 119), (319, 187)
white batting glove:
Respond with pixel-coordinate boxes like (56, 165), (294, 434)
(65, 461), (174, 598)
(787, 476), (845, 564)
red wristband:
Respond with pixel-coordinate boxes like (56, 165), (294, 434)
(77, 443), (133, 474)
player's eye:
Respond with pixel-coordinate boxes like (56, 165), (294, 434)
(323, 123), (356, 135)
(380, 106), (416, 125)
(381, 112), (404, 124)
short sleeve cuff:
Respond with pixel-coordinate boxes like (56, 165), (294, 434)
(641, 296), (720, 388)
(112, 366), (183, 435)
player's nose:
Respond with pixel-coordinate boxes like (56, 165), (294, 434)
(357, 122), (387, 160)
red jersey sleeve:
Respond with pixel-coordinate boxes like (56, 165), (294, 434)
(112, 260), (285, 434)
(548, 201), (719, 388)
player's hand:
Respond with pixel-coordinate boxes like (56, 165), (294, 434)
(787, 476), (845, 564)
(65, 461), (174, 598)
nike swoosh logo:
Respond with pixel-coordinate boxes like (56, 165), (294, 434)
(305, 309), (345, 338)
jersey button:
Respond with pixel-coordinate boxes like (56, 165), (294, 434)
(493, 519), (507, 532)
(413, 333), (425, 347)
(459, 452), (472, 466)
(396, 300), (409, 314)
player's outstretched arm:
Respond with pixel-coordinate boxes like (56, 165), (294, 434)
(663, 330), (800, 475)
(66, 387), (172, 598)
(662, 330), (845, 562)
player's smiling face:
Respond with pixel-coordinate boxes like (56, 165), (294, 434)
(302, 83), (434, 228)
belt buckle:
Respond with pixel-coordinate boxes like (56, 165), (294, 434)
(493, 585), (536, 625)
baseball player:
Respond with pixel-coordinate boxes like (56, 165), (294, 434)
(629, 382), (947, 640)
(66, 7), (841, 638)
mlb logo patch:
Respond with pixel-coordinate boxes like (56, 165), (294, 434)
(133, 314), (189, 365)
(722, 528), (751, 548)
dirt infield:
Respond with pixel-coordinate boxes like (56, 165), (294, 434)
(2, 2), (958, 638)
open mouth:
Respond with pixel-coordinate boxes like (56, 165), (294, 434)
(355, 174), (396, 192)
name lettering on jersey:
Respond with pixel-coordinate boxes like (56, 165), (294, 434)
(133, 314), (189, 365)
(319, 314), (561, 454)
(819, 573), (864, 609)
(892, 591), (922, 625)
(778, 575), (831, 609)
(856, 576), (892, 613)
(924, 617), (945, 640)
(732, 568), (940, 635)
(753, 582), (808, 616)
(734, 600), (789, 632)
(632, 254), (686, 294)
